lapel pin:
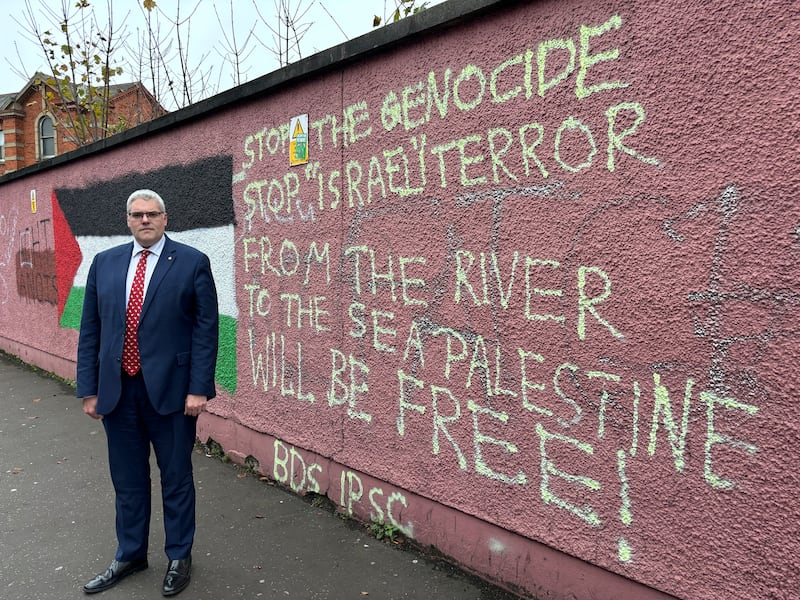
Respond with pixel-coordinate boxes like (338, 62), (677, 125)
(168, 256), (173, 261)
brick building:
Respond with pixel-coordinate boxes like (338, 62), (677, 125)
(0, 73), (165, 175)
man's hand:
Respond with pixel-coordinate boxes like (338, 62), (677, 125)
(185, 394), (207, 417)
(83, 396), (101, 419)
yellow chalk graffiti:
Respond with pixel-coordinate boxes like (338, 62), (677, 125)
(536, 422), (601, 527)
(701, 391), (759, 490)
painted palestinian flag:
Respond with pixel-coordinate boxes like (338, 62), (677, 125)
(52, 156), (238, 393)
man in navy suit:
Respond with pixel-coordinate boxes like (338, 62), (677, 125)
(77, 189), (219, 596)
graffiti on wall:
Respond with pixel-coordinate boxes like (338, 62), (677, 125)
(664, 185), (800, 398)
(0, 201), (58, 307)
(237, 14), (658, 228)
(229, 12), (779, 567)
(16, 217), (58, 306)
(0, 204), (19, 304)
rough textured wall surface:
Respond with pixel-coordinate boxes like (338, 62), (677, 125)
(0, 1), (798, 598)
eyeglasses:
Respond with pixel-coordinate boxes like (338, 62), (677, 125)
(128, 211), (164, 220)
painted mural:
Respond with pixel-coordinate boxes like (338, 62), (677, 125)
(52, 157), (239, 393)
(0, 2), (797, 599)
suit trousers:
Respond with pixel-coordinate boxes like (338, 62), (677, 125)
(102, 371), (197, 561)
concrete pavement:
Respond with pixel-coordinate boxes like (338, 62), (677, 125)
(0, 352), (525, 600)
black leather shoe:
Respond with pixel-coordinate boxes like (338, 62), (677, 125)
(83, 558), (148, 594)
(162, 556), (191, 596)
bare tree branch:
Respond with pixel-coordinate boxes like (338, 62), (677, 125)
(214, 0), (258, 87)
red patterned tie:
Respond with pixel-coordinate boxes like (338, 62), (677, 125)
(122, 250), (149, 376)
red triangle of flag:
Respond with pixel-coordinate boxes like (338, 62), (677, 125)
(51, 190), (82, 318)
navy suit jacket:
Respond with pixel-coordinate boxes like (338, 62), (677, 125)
(76, 235), (219, 415)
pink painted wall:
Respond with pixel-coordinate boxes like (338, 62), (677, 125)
(1, 1), (798, 598)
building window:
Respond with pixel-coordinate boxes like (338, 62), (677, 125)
(0, 123), (4, 161)
(39, 116), (55, 159)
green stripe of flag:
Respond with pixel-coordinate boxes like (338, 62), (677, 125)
(216, 315), (237, 393)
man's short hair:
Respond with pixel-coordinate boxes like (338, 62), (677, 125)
(127, 189), (166, 212)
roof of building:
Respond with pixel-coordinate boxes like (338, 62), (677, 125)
(1, 73), (145, 105)
(0, 93), (15, 110)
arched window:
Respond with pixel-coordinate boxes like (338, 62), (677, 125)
(39, 116), (55, 159)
